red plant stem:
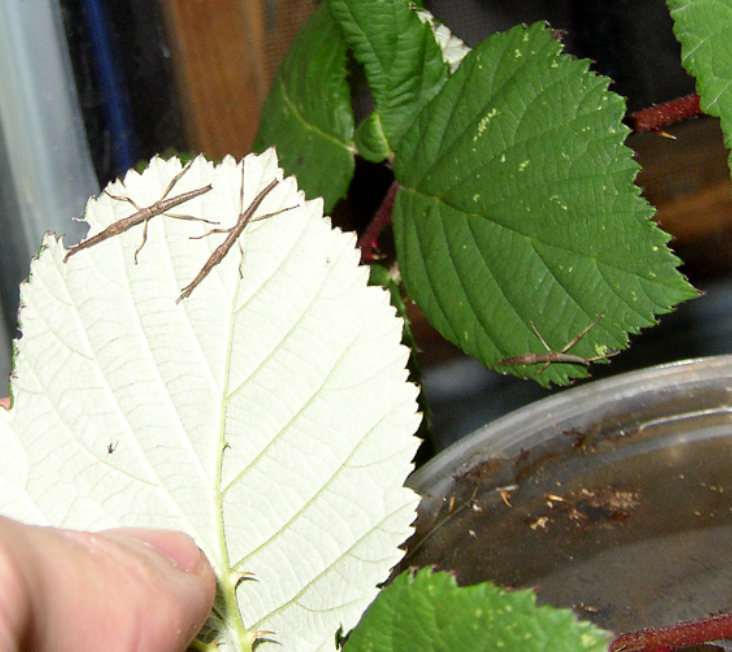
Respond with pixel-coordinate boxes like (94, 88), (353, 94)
(610, 612), (732, 652)
(627, 93), (702, 135)
(358, 181), (398, 262)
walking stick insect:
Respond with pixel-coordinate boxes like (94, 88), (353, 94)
(176, 168), (295, 303)
(64, 159), (215, 263)
(496, 314), (618, 377)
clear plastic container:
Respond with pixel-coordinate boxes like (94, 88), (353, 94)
(401, 356), (732, 633)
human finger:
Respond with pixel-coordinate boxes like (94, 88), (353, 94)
(0, 516), (216, 652)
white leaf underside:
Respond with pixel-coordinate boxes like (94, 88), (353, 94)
(0, 150), (421, 652)
(415, 8), (470, 72)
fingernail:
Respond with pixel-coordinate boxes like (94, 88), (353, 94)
(106, 528), (208, 574)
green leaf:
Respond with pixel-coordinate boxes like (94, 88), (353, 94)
(254, 4), (355, 212)
(355, 112), (391, 163)
(345, 569), (611, 652)
(392, 22), (698, 386)
(668, 0), (732, 171)
(329, 0), (449, 156)
(0, 152), (421, 652)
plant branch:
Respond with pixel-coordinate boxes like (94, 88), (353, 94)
(627, 93), (702, 136)
(611, 612), (732, 652)
(358, 181), (399, 262)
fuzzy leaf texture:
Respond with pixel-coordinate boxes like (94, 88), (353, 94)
(0, 151), (421, 652)
(668, 0), (732, 172)
(254, 3), (355, 213)
(329, 0), (449, 159)
(345, 569), (611, 652)
(393, 22), (698, 386)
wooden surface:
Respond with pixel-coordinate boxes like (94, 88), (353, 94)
(633, 117), (732, 248)
(161, 0), (317, 159)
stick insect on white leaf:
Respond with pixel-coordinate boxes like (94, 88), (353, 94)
(177, 166), (295, 302)
(64, 158), (215, 263)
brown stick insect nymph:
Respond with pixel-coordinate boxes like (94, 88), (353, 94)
(176, 167), (295, 303)
(64, 159), (215, 263)
(496, 314), (618, 376)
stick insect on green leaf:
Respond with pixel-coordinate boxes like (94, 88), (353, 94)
(495, 315), (618, 378)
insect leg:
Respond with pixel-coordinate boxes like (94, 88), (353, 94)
(158, 158), (197, 200)
(557, 313), (605, 354)
(134, 217), (151, 264)
(159, 211), (219, 225)
(525, 321), (553, 376)
(189, 227), (230, 240)
(104, 190), (142, 211)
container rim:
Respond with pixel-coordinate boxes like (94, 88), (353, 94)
(408, 355), (732, 498)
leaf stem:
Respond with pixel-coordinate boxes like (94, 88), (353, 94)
(610, 612), (732, 652)
(627, 93), (702, 135)
(358, 181), (398, 262)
